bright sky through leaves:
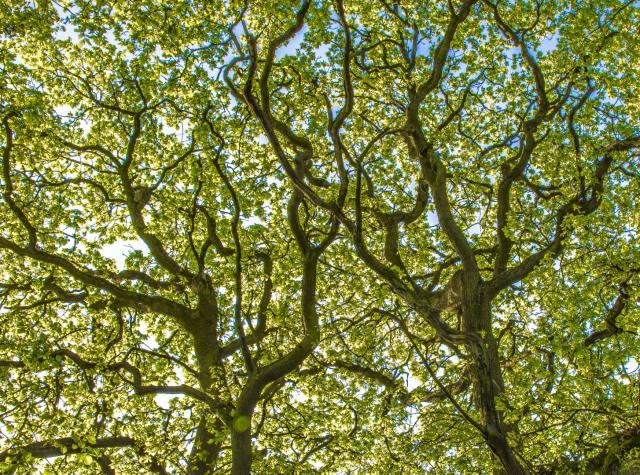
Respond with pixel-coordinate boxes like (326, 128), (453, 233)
(1, 1), (640, 474)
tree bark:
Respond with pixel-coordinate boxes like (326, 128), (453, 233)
(461, 275), (526, 474)
(187, 320), (225, 475)
(231, 379), (261, 475)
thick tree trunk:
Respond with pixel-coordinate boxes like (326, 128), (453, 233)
(231, 380), (260, 475)
(468, 338), (524, 474)
(231, 417), (254, 475)
(461, 275), (526, 474)
(188, 324), (225, 475)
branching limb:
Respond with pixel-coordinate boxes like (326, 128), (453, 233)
(488, 136), (640, 294)
(2, 114), (38, 248)
(0, 236), (195, 329)
(0, 436), (136, 461)
(584, 273), (636, 347)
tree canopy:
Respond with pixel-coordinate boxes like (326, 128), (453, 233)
(1, 0), (640, 473)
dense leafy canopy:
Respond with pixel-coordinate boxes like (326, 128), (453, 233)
(1, 0), (640, 473)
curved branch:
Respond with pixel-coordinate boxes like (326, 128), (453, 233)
(1, 348), (217, 406)
(0, 436), (136, 461)
(0, 237), (195, 329)
(488, 136), (640, 294)
(2, 114), (38, 248)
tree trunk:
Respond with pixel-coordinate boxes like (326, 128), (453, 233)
(461, 275), (526, 474)
(231, 379), (261, 475)
(188, 325), (225, 475)
(231, 416), (254, 475)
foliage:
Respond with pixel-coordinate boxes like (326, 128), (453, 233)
(1, 0), (639, 474)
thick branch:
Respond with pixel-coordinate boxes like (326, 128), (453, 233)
(488, 136), (640, 294)
(0, 436), (135, 461)
(0, 237), (195, 329)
